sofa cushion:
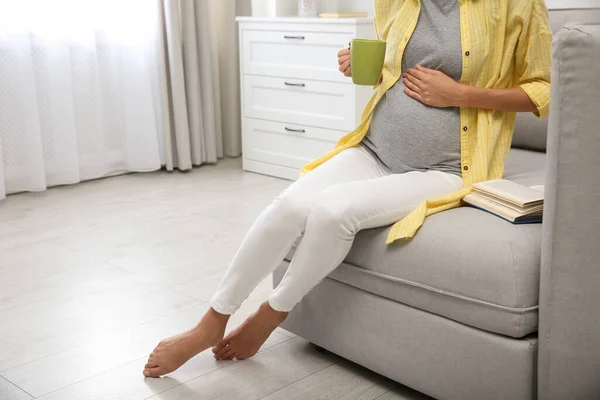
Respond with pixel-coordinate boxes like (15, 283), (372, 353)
(286, 149), (546, 338)
(511, 113), (549, 153)
(510, 8), (600, 153)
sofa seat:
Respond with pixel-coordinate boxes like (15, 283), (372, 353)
(286, 149), (546, 338)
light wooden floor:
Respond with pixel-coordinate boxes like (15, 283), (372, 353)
(0, 158), (432, 400)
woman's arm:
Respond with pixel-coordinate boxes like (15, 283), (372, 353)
(403, 64), (538, 113)
(457, 86), (537, 112)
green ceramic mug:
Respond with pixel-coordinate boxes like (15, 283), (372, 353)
(350, 39), (386, 86)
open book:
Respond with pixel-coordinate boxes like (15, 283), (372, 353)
(462, 179), (544, 224)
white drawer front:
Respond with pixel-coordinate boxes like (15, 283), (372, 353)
(243, 118), (344, 170)
(242, 29), (354, 82)
(243, 75), (355, 131)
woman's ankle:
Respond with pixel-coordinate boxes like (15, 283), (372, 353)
(193, 307), (230, 332)
(260, 301), (289, 324)
(207, 306), (232, 321)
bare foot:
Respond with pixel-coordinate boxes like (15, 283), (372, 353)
(212, 301), (288, 360)
(143, 308), (229, 377)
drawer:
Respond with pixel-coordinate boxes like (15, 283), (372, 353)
(243, 75), (355, 131)
(241, 29), (354, 82)
(243, 118), (344, 170)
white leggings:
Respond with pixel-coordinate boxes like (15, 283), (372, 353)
(210, 146), (463, 314)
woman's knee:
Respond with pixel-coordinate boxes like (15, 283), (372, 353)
(307, 186), (356, 235)
(261, 190), (311, 231)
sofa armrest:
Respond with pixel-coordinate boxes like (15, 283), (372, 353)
(538, 23), (600, 400)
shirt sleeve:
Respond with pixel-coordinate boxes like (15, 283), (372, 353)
(515, 0), (553, 120)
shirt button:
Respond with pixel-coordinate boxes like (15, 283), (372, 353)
(465, 51), (470, 56)
(463, 166), (469, 171)
(463, 126), (468, 131)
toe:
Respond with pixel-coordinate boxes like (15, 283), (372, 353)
(145, 362), (158, 369)
(221, 348), (236, 360)
(143, 367), (163, 378)
(212, 338), (229, 354)
(215, 344), (232, 360)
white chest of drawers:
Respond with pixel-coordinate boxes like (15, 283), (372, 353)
(237, 17), (376, 180)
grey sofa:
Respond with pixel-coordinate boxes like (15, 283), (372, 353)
(273, 9), (600, 400)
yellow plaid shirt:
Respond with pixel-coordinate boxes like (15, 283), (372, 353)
(301, 0), (553, 243)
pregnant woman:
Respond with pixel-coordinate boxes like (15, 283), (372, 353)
(144, 0), (552, 377)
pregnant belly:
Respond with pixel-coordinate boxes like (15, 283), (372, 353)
(367, 80), (461, 174)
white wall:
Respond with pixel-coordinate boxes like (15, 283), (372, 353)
(321, 0), (599, 14)
(546, 0), (599, 8)
(319, 0), (374, 15)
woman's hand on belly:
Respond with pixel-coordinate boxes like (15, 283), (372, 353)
(403, 64), (464, 108)
(403, 65), (538, 113)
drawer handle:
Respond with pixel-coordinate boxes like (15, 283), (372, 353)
(284, 82), (306, 87)
(284, 35), (305, 40)
(285, 127), (306, 133)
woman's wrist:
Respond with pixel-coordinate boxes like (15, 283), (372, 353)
(455, 84), (474, 108)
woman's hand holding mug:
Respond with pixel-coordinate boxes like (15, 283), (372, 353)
(338, 44), (352, 77)
(341, 39), (386, 85)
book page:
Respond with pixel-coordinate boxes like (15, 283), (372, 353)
(463, 194), (520, 221)
(476, 192), (542, 213)
(530, 185), (545, 194)
(472, 179), (543, 206)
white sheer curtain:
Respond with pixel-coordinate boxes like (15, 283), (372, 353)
(0, 0), (250, 199)
(0, 0), (163, 199)
(158, 0), (247, 171)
